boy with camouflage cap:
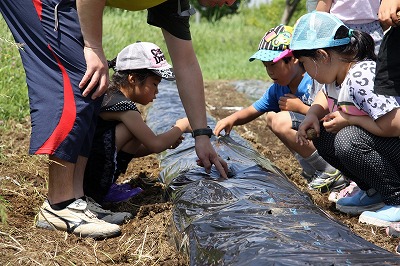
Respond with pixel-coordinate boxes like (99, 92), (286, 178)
(214, 24), (347, 193)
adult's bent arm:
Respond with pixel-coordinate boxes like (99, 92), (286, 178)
(76, 0), (109, 99)
(162, 29), (228, 178)
(315, 0), (332, 12)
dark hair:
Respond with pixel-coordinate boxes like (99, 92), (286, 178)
(107, 57), (156, 92)
(282, 57), (292, 64)
(280, 56), (305, 70)
(292, 26), (376, 62)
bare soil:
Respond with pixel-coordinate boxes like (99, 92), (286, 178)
(0, 80), (398, 265)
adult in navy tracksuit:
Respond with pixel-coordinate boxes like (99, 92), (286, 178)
(0, 0), (237, 238)
(0, 0), (122, 238)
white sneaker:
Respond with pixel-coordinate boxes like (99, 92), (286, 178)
(308, 170), (348, 193)
(36, 199), (121, 239)
(85, 196), (133, 225)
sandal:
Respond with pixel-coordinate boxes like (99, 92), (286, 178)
(328, 181), (360, 203)
(386, 222), (400, 238)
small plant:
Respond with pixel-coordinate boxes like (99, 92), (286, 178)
(0, 32), (28, 121)
(0, 196), (7, 224)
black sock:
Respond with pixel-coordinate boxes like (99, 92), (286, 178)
(50, 198), (76, 210)
(115, 151), (135, 180)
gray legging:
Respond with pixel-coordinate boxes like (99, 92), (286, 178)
(313, 125), (400, 205)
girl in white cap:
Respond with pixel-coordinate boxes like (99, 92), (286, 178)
(83, 42), (191, 206)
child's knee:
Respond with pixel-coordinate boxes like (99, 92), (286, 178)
(267, 112), (292, 133)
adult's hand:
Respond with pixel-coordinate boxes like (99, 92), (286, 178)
(198, 0), (236, 8)
(76, 0), (108, 99)
(80, 46), (109, 99)
(195, 136), (229, 179)
(379, 0), (400, 28)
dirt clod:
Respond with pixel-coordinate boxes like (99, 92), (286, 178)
(0, 81), (398, 265)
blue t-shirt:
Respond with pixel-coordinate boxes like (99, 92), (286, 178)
(252, 73), (313, 113)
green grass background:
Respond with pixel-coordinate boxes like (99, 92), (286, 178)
(0, 0), (306, 121)
(0, 1), (307, 224)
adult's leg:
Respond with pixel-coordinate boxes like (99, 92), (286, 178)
(47, 156), (75, 204)
(0, 0), (85, 202)
(73, 156), (88, 199)
(0, 1), (121, 237)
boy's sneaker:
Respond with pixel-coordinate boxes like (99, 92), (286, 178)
(336, 189), (384, 215)
(103, 183), (143, 203)
(386, 222), (400, 238)
(85, 196), (133, 225)
(36, 199), (121, 239)
(308, 170), (348, 193)
(328, 181), (360, 203)
(359, 205), (400, 227)
(301, 170), (314, 183)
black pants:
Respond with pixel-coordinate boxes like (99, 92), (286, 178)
(313, 125), (400, 205)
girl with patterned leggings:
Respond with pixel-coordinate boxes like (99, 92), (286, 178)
(291, 11), (400, 228)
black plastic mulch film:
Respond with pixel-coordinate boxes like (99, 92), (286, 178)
(145, 81), (399, 265)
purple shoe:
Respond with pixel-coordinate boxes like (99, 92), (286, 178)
(103, 184), (143, 203)
(110, 183), (132, 191)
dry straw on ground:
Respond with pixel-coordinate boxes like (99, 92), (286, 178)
(0, 81), (398, 265)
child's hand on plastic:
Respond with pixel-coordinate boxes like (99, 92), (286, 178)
(214, 117), (234, 136)
(322, 111), (350, 133)
(278, 94), (303, 112)
(175, 117), (192, 133)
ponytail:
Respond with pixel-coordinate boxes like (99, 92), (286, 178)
(333, 26), (376, 61)
(108, 69), (155, 92)
(107, 57), (117, 70)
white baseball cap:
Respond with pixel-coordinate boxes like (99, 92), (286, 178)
(115, 41), (175, 81)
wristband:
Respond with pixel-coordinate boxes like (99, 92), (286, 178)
(192, 126), (213, 138)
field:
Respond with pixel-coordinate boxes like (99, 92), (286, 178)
(0, 80), (399, 265)
(1, 1), (399, 264)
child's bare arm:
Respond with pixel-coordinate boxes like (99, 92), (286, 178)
(114, 111), (191, 154)
(320, 107), (400, 137)
(213, 106), (263, 136)
(315, 0), (332, 12)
